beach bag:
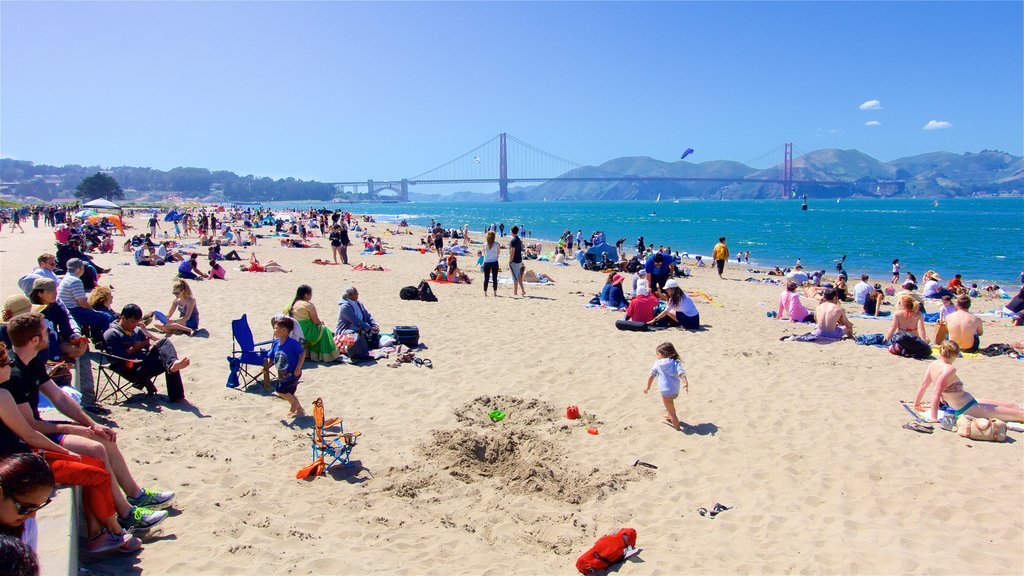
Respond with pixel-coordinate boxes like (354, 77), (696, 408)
(888, 333), (932, 359)
(417, 281), (438, 302)
(393, 326), (420, 348)
(615, 319), (649, 332)
(955, 415), (1006, 442)
(399, 286), (420, 300)
(576, 528), (638, 574)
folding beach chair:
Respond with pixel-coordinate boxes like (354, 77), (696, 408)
(309, 397), (361, 474)
(93, 343), (141, 404)
(228, 314), (273, 390)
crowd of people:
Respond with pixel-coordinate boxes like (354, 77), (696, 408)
(0, 201), (1021, 574)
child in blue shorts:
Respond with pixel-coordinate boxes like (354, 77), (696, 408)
(643, 342), (689, 430)
(266, 317), (306, 418)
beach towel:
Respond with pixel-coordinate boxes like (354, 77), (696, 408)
(849, 313), (892, 320)
(688, 291), (722, 307)
(497, 276), (554, 286)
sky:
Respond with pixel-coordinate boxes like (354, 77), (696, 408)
(2, 1), (1022, 183)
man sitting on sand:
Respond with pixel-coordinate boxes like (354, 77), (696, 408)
(812, 288), (853, 339)
(944, 295), (983, 352)
(102, 304), (190, 403)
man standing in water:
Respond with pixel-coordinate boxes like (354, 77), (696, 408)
(712, 236), (729, 279)
(508, 226), (526, 297)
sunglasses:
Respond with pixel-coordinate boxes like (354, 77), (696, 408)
(0, 343), (13, 368)
(10, 495), (52, 516)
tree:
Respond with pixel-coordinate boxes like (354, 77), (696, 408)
(75, 172), (124, 201)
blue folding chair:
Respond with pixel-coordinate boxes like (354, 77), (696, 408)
(310, 398), (361, 473)
(227, 314), (273, 389)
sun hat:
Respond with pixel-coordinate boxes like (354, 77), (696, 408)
(611, 274), (624, 286)
(3, 294), (32, 317)
(664, 279), (680, 290)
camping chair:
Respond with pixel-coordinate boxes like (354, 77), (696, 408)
(93, 343), (141, 404)
(228, 314), (273, 389)
(309, 397), (361, 474)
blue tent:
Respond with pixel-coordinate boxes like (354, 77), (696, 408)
(260, 215), (277, 226)
(586, 243), (618, 262)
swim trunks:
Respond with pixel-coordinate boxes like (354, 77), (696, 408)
(813, 327), (845, 339)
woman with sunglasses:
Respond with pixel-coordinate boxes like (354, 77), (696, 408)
(0, 347), (142, 553)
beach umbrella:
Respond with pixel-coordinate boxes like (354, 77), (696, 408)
(164, 210), (184, 222)
(82, 198), (120, 209)
(74, 209), (98, 219)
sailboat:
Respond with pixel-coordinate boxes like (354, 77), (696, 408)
(800, 194), (808, 211)
(655, 193), (661, 203)
(933, 200), (939, 208)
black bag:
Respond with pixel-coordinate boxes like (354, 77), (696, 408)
(889, 332), (932, 359)
(417, 280), (438, 302)
(394, 326), (420, 347)
(615, 320), (649, 332)
(344, 331), (370, 360)
(399, 286), (420, 300)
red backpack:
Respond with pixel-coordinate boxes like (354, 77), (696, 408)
(575, 528), (638, 574)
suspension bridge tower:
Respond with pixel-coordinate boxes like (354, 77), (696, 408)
(499, 132), (509, 202)
(782, 143), (793, 198)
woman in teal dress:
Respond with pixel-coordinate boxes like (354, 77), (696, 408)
(285, 285), (340, 362)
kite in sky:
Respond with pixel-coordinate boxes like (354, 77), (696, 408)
(680, 148), (694, 160)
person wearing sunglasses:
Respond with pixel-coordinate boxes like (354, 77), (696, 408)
(0, 453), (53, 555)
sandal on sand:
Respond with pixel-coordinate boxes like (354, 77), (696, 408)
(422, 359), (433, 369)
(902, 421), (934, 434)
(697, 508), (709, 518)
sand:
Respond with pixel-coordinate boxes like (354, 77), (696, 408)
(1, 214), (1022, 575)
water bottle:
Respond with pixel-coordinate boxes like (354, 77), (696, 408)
(940, 407), (956, 431)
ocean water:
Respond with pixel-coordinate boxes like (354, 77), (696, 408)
(267, 198), (1024, 285)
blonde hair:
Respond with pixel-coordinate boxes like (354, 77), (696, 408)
(898, 295), (918, 313)
(87, 286), (113, 308)
(939, 340), (960, 360)
(172, 279), (193, 299)
(486, 230), (496, 249)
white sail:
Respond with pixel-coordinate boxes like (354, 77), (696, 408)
(655, 193), (661, 203)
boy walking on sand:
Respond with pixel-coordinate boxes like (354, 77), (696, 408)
(265, 317), (306, 418)
(644, 342), (689, 430)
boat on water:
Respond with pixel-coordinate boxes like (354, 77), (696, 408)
(801, 194), (808, 211)
(655, 193), (661, 203)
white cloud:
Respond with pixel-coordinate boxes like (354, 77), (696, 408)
(864, 120), (881, 127)
(923, 120), (953, 130)
(858, 99), (882, 110)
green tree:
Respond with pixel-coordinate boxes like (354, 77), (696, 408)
(75, 172), (124, 201)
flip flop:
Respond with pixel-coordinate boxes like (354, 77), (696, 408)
(413, 358), (424, 367)
(902, 421), (934, 434)
(697, 508), (710, 518)
(422, 359), (433, 369)
(633, 460), (658, 469)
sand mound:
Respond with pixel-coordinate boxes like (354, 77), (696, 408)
(381, 396), (646, 505)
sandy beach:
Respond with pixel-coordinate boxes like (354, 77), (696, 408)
(2, 214), (1022, 575)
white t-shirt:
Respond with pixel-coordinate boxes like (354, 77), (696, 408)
(650, 357), (686, 396)
(923, 280), (941, 297)
(669, 293), (699, 318)
(483, 242), (500, 263)
(853, 281), (872, 304)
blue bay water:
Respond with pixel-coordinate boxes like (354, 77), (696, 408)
(268, 198), (1024, 285)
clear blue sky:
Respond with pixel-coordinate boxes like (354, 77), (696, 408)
(2, 1), (1021, 182)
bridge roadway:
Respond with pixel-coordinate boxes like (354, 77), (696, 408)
(328, 176), (853, 187)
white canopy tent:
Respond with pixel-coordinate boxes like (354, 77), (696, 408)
(82, 198), (121, 209)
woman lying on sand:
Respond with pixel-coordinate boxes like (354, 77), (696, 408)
(240, 253), (290, 273)
(352, 263), (384, 272)
(913, 340), (1024, 423)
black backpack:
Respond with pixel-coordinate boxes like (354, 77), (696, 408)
(417, 280), (438, 302)
(889, 333), (932, 359)
(399, 286), (419, 300)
